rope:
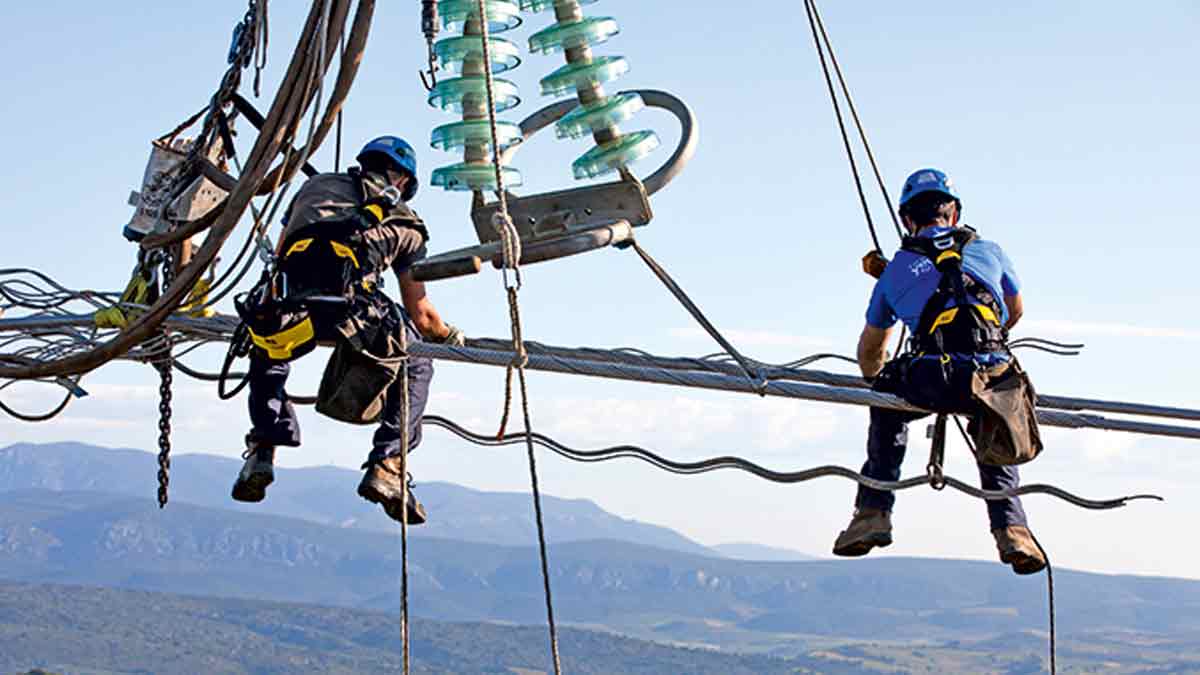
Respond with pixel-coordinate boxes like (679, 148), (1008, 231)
(806, 0), (903, 240)
(1030, 531), (1057, 675)
(399, 322), (412, 675)
(953, 416), (1057, 673)
(473, 1), (562, 671)
(801, 0), (882, 252)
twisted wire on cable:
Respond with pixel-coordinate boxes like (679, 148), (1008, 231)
(423, 415), (1160, 510)
(473, 2), (562, 671)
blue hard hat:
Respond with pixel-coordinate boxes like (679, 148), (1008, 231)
(899, 168), (961, 209)
(357, 136), (419, 201)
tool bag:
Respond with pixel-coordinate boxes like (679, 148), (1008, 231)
(874, 354), (1042, 466)
(316, 296), (408, 425)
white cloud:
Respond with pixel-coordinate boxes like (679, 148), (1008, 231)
(1020, 319), (1200, 341)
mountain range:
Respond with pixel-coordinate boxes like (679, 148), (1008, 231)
(0, 441), (786, 558)
(2, 442), (1200, 672)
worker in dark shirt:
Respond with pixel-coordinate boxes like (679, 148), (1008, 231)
(232, 136), (463, 525)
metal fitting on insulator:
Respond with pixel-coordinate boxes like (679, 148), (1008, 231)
(421, 0), (439, 41)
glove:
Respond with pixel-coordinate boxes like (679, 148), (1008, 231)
(862, 250), (889, 279)
(435, 324), (466, 347)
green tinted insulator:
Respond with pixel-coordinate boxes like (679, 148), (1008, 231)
(555, 92), (645, 139)
(539, 56), (629, 97)
(528, 17), (619, 54)
(519, 0), (599, 13)
(428, 77), (521, 114)
(572, 130), (660, 180)
(431, 120), (523, 151)
(432, 162), (524, 192)
(438, 0), (522, 33)
(434, 35), (522, 74)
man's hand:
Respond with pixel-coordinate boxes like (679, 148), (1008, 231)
(862, 250), (889, 279)
(434, 324), (466, 347)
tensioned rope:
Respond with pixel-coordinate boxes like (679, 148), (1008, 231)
(473, 1), (563, 671)
(800, 0), (887, 251)
(804, 0), (903, 240)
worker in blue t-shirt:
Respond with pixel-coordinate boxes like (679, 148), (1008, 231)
(833, 168), (1046, 575)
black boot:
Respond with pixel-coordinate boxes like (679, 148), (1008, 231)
(231, 443), (276, 503)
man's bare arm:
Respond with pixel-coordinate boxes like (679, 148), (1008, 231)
(398, 271), (451, 340)
(857, 324), (893, 379)
(1004, 293), (1024, 330)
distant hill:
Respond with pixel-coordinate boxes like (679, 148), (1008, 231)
(0, 441), (717, 556)
(711, 541), (819, 561)
(0, 582), (813, 675)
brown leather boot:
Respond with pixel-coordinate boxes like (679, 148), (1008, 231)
(993, 525), (1047, 575)
(357, 456), (427, 525)
(832, 508), (893, 557)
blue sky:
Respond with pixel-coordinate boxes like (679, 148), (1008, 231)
(2, 2), (1199, 578)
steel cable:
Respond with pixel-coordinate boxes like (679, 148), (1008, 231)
(422, 415), (1160, 510)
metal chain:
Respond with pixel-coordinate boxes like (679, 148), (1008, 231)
(155, 250), (177, 509)
(156, 361), (174, 509)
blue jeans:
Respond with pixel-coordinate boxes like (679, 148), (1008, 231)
(855, 405), (1028, 531)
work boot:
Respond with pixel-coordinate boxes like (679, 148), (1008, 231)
(832, 508), (893, 557)
(993, 525), (1047, 575)
(231, 443), (276, 503)
(357, 456), (427, 525)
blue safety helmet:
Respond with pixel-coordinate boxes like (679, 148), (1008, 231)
(898, 168), (961, 211)
(357, 136), (419, 201)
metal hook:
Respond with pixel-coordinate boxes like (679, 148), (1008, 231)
(419, 43), (439, 92)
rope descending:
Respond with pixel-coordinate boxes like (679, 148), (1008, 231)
(474, 1), (563, 671)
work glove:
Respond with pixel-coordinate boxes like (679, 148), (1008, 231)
(862, 250), (889, 279)
(435, 324), (466, 347)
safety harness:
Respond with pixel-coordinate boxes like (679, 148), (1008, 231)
(902, 228), (1007, 357)
(236, 175), (427, 362)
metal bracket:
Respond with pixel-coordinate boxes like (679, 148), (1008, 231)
(411, 89), (697, 283)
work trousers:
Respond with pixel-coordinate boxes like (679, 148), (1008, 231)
(856, 406), (1028, 531)
(247, 320), (433, 465)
